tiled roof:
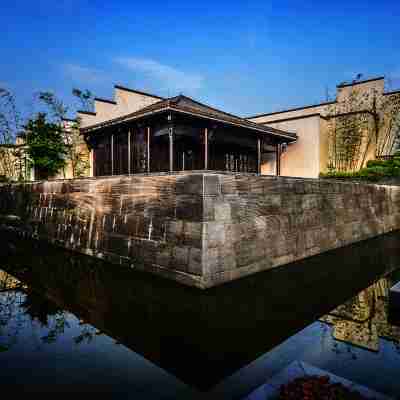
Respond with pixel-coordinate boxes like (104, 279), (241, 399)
(81, 95), (297, 142)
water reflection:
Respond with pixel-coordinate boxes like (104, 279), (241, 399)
(1, 229), (400, 397)
(0, 270), (98, 352)
(321, 275), (400, 352)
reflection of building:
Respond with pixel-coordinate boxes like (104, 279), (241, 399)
(0, 270), (21, 291)
(321, 276), (400, 351)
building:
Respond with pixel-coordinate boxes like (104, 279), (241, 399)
(248, 76), (400, 177)
(78, 87), (296, 177)
(77, 77), (400, 179)
(0, 135), (32, 182)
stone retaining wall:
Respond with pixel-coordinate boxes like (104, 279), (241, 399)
(1, 172), (400, 288)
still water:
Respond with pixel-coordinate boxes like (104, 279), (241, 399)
(1, 229), (400, 398)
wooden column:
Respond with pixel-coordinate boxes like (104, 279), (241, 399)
(204, 127), (208, 170)
(89, 149), (94, 177)
(146, 127), (150, 173)
(169, 127), (174, 172)
(111, 133), (114, 175)
(257, 138), (261, 175)
(276, 143), (281, 176)
(128, 129), (131, 174)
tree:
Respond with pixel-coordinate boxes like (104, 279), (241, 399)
(25, 113), (67, 179)
(325, 85), (400, 172)
(72, 88), (94, 113)
(38, 90), (91, 178)
(0, 88), (25, 181)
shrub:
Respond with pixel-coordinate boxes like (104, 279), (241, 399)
(320, 153), (400, 182)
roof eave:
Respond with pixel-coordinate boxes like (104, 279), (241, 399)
(81, 106), (296, 142)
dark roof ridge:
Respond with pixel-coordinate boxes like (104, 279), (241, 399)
(114, 84), (164, 100)
(80, 94), (297, 141)
(94, 97), (117, 105)
(77, 110), (96, 116)
(383, 89), (400, 96)
(261, 113), (327, 124)
(336, 76), (385, 88)
(177, 94), (248, 121)
(247, 100), (336, 119)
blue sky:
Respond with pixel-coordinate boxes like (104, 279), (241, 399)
(1, 0), (400, 120)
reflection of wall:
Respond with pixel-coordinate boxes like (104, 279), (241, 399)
(1, 228), (399, 389)
(321, 277), (400, 351)
(0, 270), (20, 290)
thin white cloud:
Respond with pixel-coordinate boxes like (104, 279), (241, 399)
(62, 63), (107, 84)
(114, 57), (204, 92)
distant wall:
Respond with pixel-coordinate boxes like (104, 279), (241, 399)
(1, 173), (400, 288)
(78, 87), (162, 129)
(261, 115), (322, 178)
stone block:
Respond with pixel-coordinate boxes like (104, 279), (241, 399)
(182, 221), (202, 247)
(172, 246), (189, 271)
(155, 245), (172, 268)
(175, 195), (203, 221)
(166, 220), (184, 243)
(188, 247), (202, 275)
(203, 197), (215, 221)
(176, 174), (203, 195)
(214, 202), (231, 221)
(204, 222), (226, 247)
(203, 174), (220, 195)
(203, 247), (219, 275)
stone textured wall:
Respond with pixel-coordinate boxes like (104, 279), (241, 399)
(1, 172), (400, 289)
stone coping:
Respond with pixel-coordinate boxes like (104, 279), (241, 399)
(0, 170), (395, 187)
(243, 361), (393, 400)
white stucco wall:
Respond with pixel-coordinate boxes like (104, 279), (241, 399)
(261, 115), (322, 178)
(78, 86), (163, 129)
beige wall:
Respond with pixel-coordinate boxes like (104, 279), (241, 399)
(336, 78), (384, 104)
(251, 77), (392, 177)
(252, 104), (330, 124)
(261, 115), (322, 178)
(78, 87), (162, 129)
(319, 117), (329, 174)
(114, 87), (161, 114)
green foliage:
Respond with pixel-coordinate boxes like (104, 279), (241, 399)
(25, 113), (67, 179)
(321, 152), (400, 182)
(0, 174), (10, 183)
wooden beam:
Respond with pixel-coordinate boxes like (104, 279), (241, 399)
(276, 143), (281, 176)
(147, 127), (150, 173)
(169, 127), (174, 172)
(257, 138), (261, 175)
(204, 127), (208, 170)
